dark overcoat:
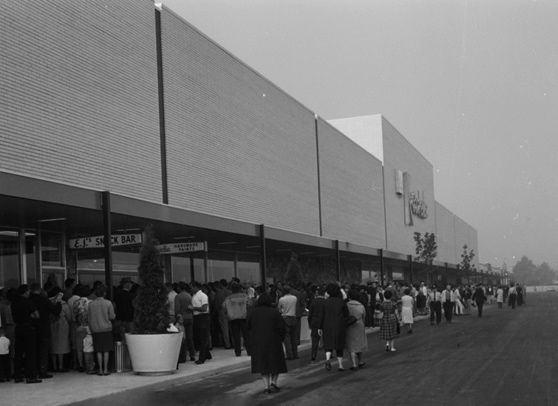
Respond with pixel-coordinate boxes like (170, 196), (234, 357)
(247, 305), (287, 374)
(321, 296), (348, 351)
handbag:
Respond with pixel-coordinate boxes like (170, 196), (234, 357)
(374, 309), (384, 319)
(345, 315), (358, 327)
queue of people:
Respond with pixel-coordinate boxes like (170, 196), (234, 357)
(0, 275), (524, 395)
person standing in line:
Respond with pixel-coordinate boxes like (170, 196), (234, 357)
(307, 286), (326, 362)
(88, 284), (115, 376)
(191, 281), (212, 364)
(12, 285), (41, 383)
(0, 288), (15, 380)
(174, 282), (195, 362)
(247, 293), (287, 394)
(223, 282), (249, 357)
(289, 283), (307, 348)
(378, 290), (399, 352)
(400, 288), (414, 334)
(346, 289), (367, 369)
(428, 285), (442, 326)
(508, 283), (517, 309)
(277, 286), (298, 360)
(0, 327), (11, 382)
(73, 285), (93, 373)
(496, 286), (504, 309)
(472, 283), (487, 317)
(440, 284), (455, 324)
(29, 283), (59, 379)
(321, 283), (348, 371)
(214, 279), (232, 349)
(49, 288), (72, 372)
(516, 284), (524, 306)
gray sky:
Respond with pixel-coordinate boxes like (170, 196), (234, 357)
(162, 0), (558, 268)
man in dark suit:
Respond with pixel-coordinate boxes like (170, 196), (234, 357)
(307, 286), (326, 362)
(472, 283), (487, 317)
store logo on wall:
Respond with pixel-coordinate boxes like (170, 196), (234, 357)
(409, 191), (428, 220)
(396, 170), (428, 226)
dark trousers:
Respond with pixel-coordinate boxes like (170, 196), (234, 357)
(229, 319), (249, 356)
(310, 328), (321, 360)
(443, 302), (453, 322)
(294, 317), (302, 345)
(476, 302), (484, 317)
(36, 330), (50, 375)
(0, 354), (10, 380)
(429, 302), (442, 325)
(182, 318), (196, 359)
(14, 324), (38, 380)
(193, 314), (211, 362)
(283, 316), (298, 359)
(509, 294), (516, 309)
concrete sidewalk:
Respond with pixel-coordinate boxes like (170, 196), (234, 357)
(3, 315), (440, 406)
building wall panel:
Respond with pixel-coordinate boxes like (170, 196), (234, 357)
(382, 118), (437, 256)
(317, 119), (385, 247)
(161, 9), (320, 234)
(0, 1), (162, 201)
(435, 202), (456, 264)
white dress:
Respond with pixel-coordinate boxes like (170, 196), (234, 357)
(401, 295), (414, 324)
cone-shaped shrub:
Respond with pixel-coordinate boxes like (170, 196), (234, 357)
(133, 225), (170, 334)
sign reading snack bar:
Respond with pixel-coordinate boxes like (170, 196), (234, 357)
(157, 242), (207, 254)
(69, 234), (143, 249)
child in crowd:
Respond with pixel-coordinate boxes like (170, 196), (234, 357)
(0, 327), (10, 382)
(83, 327), (96, 375)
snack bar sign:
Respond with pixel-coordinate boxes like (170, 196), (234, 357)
(157, 242), (207, 255)
(69, 234), (143, 249)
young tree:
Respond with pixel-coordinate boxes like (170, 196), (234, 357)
(414, 232), (438, 284)
(133, 225), (170, 334)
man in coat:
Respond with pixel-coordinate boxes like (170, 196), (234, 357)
(307, 286), (326, 362)
(440, 284), (455, 323)
(472, 283), (487, 317)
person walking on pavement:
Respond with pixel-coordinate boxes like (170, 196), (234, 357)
(321, 283), (348, 371)
(472, 283), (487, 317)
(346, 289), (367, 369)
(428, 285), (442, 325)
(174, 282), (196, 362)
(247, 293), (287, 394)
(496, 286), (504, 309)
(508, 283), (517, 309)
(378, 290), (399, 352)
(441, 284), (455, 323)
(307, 285), (326, 362)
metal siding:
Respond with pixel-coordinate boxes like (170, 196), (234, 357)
(161, 10), (320, 235)
(1, 1), (162, 201)
(435, 202), (457, 264)
(317, 119), (385, 248)
(382, 118), (437, 256)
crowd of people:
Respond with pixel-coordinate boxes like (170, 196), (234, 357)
(0, 275), (525, 394)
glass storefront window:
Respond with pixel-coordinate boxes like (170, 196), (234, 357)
(0, 233), (20, 289)
(171, 256), (191, 283)
(207, 259), (233, 282)
(76, 250), (139, 287)
(238, 261), (259, 285)
(41, 231), (64, 267)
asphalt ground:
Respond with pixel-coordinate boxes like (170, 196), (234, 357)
(67, 292), (556, 406)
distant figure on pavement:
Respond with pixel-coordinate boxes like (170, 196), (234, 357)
(400, 288), (414, 334)
(307, 286), (326, 362)
(440, 284), (455, 323)
(508, 284), (517, 309)
(428, 285), (442, 325)
(247, 293), (287, 394)
(472, 284), (487, 317)
(496, 286), (504, 309)
(321, 283), (348, 371)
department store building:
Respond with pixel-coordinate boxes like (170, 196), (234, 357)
(0, 1), (488, 293)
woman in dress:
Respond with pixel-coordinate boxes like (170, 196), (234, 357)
(246, 293), (287, 394)
(49, 288), (72, 372)
(378, 289), (399, 352)
(88, 284), (115, 376)
(321, 283), (348, 371)
(346, 289), (367, 370)
(400, 288), (414, 334)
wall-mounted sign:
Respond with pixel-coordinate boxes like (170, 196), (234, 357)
(69, 234), (143, 249)
(409, 191), (428, 220)
(157, 242), (207, 255)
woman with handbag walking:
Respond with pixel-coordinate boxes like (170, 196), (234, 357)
(320, 283), (349, 371)
(377, 290), (399, 352)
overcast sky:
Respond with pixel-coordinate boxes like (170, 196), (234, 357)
(162, 0), (558, 269)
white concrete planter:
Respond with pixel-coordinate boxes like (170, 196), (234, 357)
(125, 332), (183, 375)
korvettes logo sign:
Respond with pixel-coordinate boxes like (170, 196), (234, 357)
(409, 191), (428, 220)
